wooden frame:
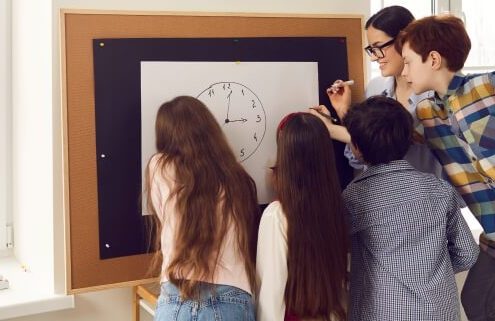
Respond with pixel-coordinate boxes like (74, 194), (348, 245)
(132, 283), (160, 321)
(60, 9), (365, 293)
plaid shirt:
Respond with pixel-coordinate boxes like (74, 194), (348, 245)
(416, 72), (495, 257)
(343, 160), (479, 321)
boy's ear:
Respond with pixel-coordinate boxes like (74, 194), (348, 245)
(429, 50), (443, 70)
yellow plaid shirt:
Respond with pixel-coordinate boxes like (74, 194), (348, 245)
(416, 72), (495, 257)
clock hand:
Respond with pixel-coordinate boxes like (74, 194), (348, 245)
(225, 90), (233, 124)
(228, 118), (247, 123)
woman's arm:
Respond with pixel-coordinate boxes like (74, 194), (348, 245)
(309, 106), (351, 143)
(327, 80), (352, 120)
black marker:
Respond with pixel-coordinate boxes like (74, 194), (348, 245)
(309, 107), (339, 124)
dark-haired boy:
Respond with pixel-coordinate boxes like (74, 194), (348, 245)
(397, 15), (495, 319)
(343, 95), (478, 320)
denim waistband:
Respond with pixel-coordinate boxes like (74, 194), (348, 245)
(160, 281), (252, 307)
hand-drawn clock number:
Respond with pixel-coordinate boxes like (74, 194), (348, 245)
(198, 82), (266, 162)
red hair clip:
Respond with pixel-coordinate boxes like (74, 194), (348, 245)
(277, 112), (306, 133)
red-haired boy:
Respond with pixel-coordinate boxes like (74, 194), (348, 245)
(398, 15), (495, 319)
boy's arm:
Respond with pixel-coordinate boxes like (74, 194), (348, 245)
(446, 184), (480, 273)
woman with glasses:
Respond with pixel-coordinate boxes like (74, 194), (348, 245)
(310, 6), (443, 177)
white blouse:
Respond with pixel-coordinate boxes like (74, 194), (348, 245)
(256, 201), (288, 321)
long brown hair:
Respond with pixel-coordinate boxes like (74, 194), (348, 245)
(275, 113), (348, 321)
(145, 96), (259, 298)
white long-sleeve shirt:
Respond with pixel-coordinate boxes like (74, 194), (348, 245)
(256, 201), (288, 321)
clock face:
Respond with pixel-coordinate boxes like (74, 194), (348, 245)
(197, 82), (266, 162)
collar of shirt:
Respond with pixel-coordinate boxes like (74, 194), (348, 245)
(352, 160), (415, 184)
(431, 72), (466, 106)
(431, 91), (444, 107)
(410, 90), (434, 108)
(446, 71), (467, 98)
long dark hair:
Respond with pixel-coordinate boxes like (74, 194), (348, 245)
(145, 96), (259, 298)
(275, 113), (348, 321)
(365, 5), (414, 38)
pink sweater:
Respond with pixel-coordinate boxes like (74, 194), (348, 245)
(148, 154), (251, 294)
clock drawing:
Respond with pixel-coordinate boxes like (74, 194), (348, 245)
(197, 82), (266, 162)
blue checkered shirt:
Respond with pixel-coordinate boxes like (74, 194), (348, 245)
(343, 160), (479, 321)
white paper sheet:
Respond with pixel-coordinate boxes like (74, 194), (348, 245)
(141, 61), (319, 205)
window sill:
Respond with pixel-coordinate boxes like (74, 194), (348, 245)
(0, 256), (74, 320)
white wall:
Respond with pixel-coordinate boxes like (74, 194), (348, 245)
(12, 1), (369, 321)
(0, 0), (11, 254)
(52, 0), (369, 14)
(12, 0), (54, 289)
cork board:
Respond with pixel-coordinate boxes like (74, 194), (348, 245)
(61, 10), (365, 292)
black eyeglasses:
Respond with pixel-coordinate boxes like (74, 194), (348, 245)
(364, 38), (395, 58)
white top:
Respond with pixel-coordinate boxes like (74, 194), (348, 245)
(148, 153), (252, 294)
(256, 201), (288, 321)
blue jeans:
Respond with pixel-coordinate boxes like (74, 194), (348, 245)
(154, 281), (255, 321)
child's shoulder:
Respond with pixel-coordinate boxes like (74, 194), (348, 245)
(466, 71), (495, 82)
(150, 152), (167, 163)
(260, 201), (287, 231)
(420, 171), (455, 192)
(460, 72), (495, 93)
(262, 201), (284, 219)
(148, 153), (176, 181)
(343, 167), (454, 203)
(396, 170), (458, 205)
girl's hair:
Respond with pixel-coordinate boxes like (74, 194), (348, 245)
(275, 113), (348, 321)
(145, 96), (259, 298)
(365, 5), (414, 38)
